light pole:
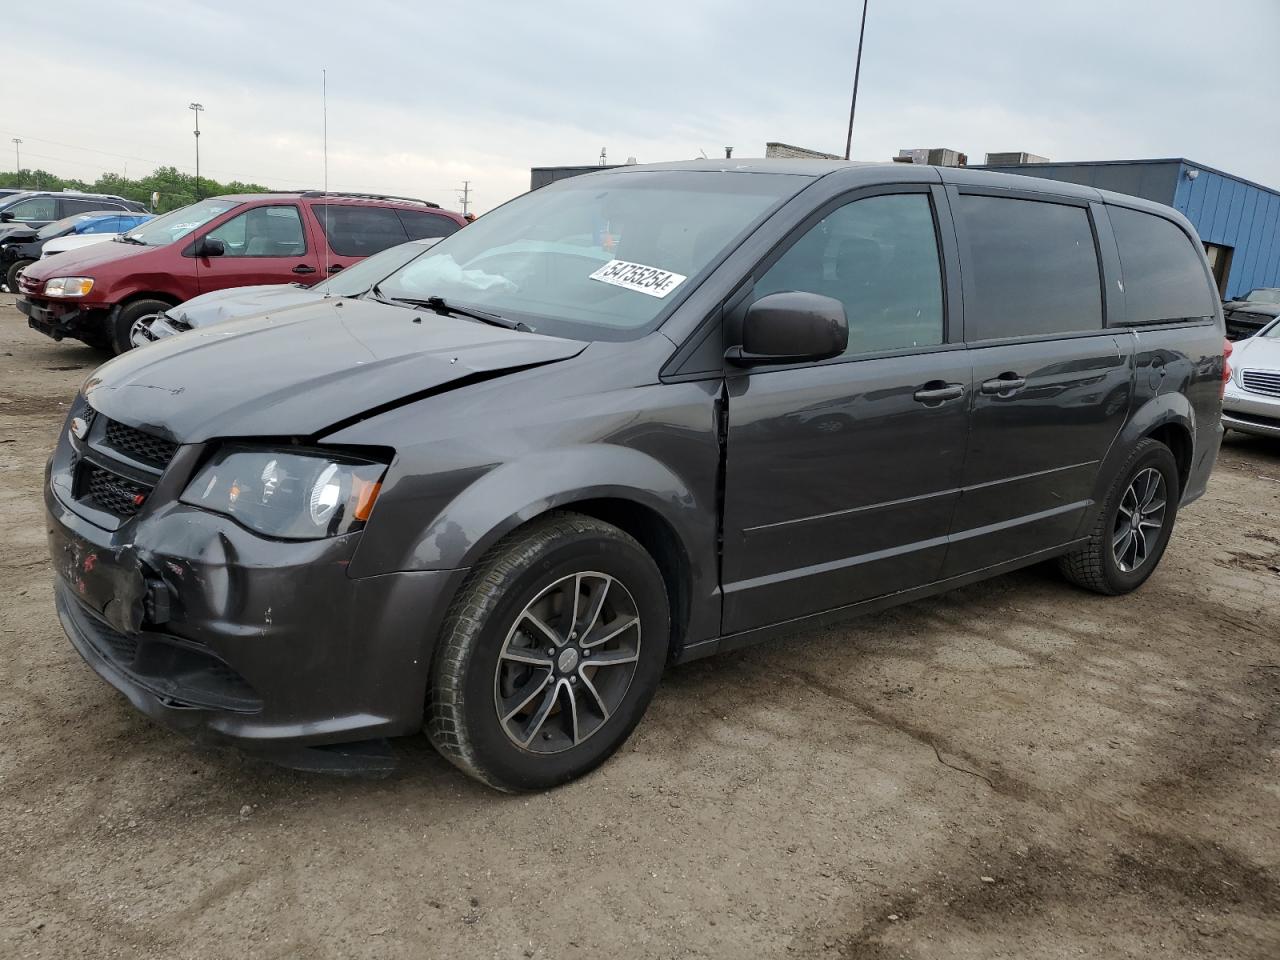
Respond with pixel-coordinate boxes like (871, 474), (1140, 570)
(188, 103), (204, 199)
(11, 138), (21, 175)
(843, 0), (870, 161)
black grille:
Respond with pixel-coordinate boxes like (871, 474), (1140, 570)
(1241, 369), (1280, 398)
(85, 466), (149, 516)
(103, 420), (179, 469)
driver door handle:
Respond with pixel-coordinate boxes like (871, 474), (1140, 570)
(292, 264), (317, 275)
(328, 264), (344, 273)
(913, 382), (965, 404)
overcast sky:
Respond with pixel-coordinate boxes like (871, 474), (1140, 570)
(7, 0), (1279, 213)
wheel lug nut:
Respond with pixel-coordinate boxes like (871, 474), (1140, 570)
(582, 649), (590, 657)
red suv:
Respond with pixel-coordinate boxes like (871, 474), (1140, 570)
(18, 191), (467, 352)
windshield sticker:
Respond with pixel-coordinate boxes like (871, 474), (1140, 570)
(589, 260), (687, 299)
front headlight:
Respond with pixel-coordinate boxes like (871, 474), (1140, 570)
(180, 446), (388, 540)
(44, 277), (95, 297)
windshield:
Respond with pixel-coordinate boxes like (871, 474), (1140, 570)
(1243, 289), (1280, 304)
(122, 199), (240, 247)
(312, 240), (433, 297)
(376, 170), (805, 340)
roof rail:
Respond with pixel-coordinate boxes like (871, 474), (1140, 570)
(300, 190), (441, 209)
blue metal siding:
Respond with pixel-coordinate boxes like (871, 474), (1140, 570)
(1173, 161), (1280, 299)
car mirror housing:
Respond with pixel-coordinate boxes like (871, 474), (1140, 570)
(726, 291), (849, 366)
(194, 236), (225, 258)
(0, 212), (13, 222)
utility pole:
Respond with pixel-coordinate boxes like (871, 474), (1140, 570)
(457, 181), (471, 216)
(11, 138), (21, 175)
(189, 102), (204, 199)
(843, 0), (870, 161)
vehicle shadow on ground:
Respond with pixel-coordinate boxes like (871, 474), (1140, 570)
(151, 563), (1065, 810)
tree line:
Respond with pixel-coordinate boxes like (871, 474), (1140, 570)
(0, 167), (271, 212)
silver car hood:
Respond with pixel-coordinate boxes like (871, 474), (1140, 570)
(172, 284), (317, 328)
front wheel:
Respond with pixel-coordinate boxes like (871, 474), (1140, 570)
(6, 259), (33, 294)
(1059, 438), (1180, 595)
(109, 299), (171, 355)
(427, 512), (669, 791)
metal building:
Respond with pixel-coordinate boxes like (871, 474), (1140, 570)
(979, 158), (1280, 300)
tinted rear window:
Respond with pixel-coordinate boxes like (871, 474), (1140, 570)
(1108, 206), (1215, 323)
(398, 209), (461, 240)
(957, 195), (1103, 341)
(312, 204), (409, 256)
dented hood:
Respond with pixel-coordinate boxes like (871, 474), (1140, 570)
(83, 297), (585, 442)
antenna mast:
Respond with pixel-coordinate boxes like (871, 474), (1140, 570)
(322, 69), (329, 194)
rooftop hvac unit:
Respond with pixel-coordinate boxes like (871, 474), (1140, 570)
(984, 152), (1051, 166)
(895, 148), (968, 167)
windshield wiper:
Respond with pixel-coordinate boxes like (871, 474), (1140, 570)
(370, 286), (532, 332)
(115, 234), (145, 245)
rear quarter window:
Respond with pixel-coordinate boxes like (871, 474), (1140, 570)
(1108, 206), (1215, 323)
(398, 209), (461, 240)
(956, 194), (1103, 341)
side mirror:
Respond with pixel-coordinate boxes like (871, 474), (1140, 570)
(726, 291), (848, 366)
(194, 236), (225, 257)
(0, 212), (13, 222)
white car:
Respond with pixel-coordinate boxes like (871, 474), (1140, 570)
(1223, 317), (1280, 439)
(41, 232), (122, 258)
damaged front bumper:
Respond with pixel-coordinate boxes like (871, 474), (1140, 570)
(45, 455), (466, 763)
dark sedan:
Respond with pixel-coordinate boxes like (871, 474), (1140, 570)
(1223, 287), (1280, 340)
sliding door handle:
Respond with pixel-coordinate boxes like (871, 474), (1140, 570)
(980, 375), (1027, 395)
(913, 382), (965, 404)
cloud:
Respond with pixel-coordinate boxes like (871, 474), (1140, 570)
(6, 0), (1278, 212)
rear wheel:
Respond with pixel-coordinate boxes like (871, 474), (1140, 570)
(109, 299), (170, 354)
(1059, 438), (1180, 595)
(427, 512), (669, 791)
(6, 259), (33, 294)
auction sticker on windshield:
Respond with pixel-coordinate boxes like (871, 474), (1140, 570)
(588, 260), (687, 298)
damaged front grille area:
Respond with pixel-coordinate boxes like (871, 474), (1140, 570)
(85, 466), (149, 516)
(65, 403), (181, 524)
(103, 419), (180, 469)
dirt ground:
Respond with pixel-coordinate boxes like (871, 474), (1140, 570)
(0, 293), (1277, 960)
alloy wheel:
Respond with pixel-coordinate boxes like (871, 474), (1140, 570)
(1112, 467), (1166, 573)
(493, 571), (641, 754)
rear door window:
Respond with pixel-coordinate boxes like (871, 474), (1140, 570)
(1108, 206), (1215, 322)
(956, 194), (1103, 341)
(61, 198), (120, 216)
(312, 205), (409, 256)
(398, 209), (461, 240)
(4, 197), (58, 221)
(753, 192), (945, 356)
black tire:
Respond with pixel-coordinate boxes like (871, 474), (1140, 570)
(427, 511), (669, 792)
(109, 299), (170, 355)
(6, 259), (33, 295)
(1059, 438), (1180, 595)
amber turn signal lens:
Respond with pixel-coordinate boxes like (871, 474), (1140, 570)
(352, 479), (382, 522)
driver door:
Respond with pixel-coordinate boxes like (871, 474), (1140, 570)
(193, 204), (322, 293)
(721, 186), (971, 635)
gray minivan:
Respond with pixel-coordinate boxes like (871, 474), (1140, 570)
(46, 160), (1226, 790)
